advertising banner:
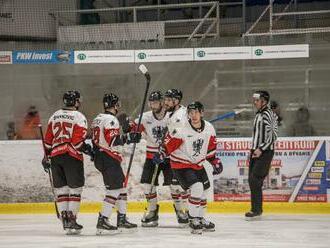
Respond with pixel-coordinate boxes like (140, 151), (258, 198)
(74, 50), (135, 64)
(194, 47), (252, 61)
(12, 50), (74, 64)
(135, 48), (194, 63)
(252, 44), (309, 59)
(214, 137), (330, 202)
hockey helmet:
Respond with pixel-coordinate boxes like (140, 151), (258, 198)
(103, 93), (120, 109)
(63, 90), (78, 107)
(187, 101), (204, 113)
(149, 91), (163, 101)
(164, 89), (183, 101)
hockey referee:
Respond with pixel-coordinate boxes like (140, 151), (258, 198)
(245, 90), (278, 220)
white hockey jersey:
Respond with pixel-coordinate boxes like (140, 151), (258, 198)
(91, 113), (123, 162)
(164, 120), (217, 170)
(44, 109), (88, 161)
(133, 111), (169, 159)
(166, 105), (188, 134)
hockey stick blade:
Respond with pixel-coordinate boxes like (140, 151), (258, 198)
(138, 64), (151, 81)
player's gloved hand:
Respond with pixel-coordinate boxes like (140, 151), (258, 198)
(212, 159), (223, 175)
(152, 153), (163, 165)
(127, 132), (142, 144)
(81, 143), (95, 161)
(42, 156), (51, 173)
(117, 113), (131, 133)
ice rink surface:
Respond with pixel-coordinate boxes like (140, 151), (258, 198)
(0, 213), (329, 248)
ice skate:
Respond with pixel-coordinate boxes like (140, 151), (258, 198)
(141, 204), (159, 227)
(173, 204), (189, 227)
(117, 213), (137, 232)
(65, 211), (83, 235)
(96, 213), (118, 235)
(189, 217), (203, 235)
(200, 217), (215, 232)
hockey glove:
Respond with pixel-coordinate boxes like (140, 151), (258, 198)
(127, 132), (142, 144)
(42, 156), (51, 173)
(81, 143), (95, 161)
(158, 145), (167, 159)
(212, 159), (223, 175)
(117, 113), (131, 133)
(152, 153), (163, 165)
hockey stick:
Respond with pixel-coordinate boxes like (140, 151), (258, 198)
(38, 124), (60, 219)
(124, 64), (151, 187)
(209, 108), (248, 123)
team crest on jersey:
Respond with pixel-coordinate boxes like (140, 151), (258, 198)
(192, 138), (204, 156)
(152, 126), (165, 143)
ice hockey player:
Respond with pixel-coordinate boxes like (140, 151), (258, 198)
(42, 90), (93, 234)
(164, 101), (223, 234)
(91, 93), (141, 235)
(128, 91), (183, 227)
(163, 88), (190, 225)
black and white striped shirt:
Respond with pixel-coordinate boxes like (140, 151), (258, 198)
(252, 106), (278, 151)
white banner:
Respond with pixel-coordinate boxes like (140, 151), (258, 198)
(74, 50), (135, 64)
(194, 47), (252, 61)
(75, 45), (309, 63)
(252, 44), (309, 59)
(135, 48), (194, 62)
(0, 51), (12, 64)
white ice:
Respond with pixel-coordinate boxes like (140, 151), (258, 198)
(0, 213), (329, 248)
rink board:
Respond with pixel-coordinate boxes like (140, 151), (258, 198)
(1, 201), (329, 214)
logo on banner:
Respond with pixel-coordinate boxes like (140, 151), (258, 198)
(197, 51), (206, 58)
(308, 172), (322, 179)
(138, 53), (147, 60)
(0, 55), (11, 63)
(311, 167), (324, 173)
(77, 53), (86, 61)
(13, 50), (73, 64)
(306, 179), (321, 185)
(255, 49), (263, 56)
(314, 161), (325, 167)
(56, 51), (71, 62)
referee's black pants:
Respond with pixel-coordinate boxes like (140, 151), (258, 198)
(248, 150), (274, 214)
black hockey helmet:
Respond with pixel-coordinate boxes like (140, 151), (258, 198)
(164, 89), (183, 101)
(253, 90), (270, 103)
(149, 91), (163, 101)
(187, 101), (204, 113)
(103, 93), (119, 109)
(63, 90), (78, 107)
(74, 90), (81, 103)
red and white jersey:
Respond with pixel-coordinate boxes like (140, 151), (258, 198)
(164, 120), (217, 170)
(133, 111), (169, 159)
(91, 113), (123, 162)
(166, 105), (188, 134)
(44, 109), (88, 161)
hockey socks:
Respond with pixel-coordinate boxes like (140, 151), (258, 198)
(100, 189), (121, 218)
(144, 184), (158, 212)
